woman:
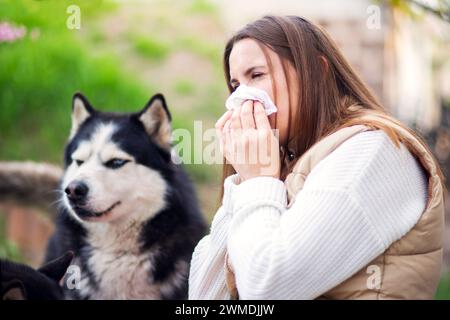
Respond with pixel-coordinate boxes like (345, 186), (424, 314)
(188, 15), (445, 300)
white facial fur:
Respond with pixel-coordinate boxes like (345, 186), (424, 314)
(62, 95), (181, 299)
(62, 122), (168, 225)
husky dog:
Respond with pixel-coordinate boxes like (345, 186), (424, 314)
(44, 93), (206, 299)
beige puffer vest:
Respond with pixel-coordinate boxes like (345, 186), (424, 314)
(225, 113), (445, 300)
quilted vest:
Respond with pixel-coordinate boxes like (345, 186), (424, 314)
(225, 112), (445, 300)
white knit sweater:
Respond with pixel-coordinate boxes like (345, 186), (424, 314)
(188, 130), (428, 300)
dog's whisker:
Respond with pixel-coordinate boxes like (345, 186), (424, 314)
(49, 196), (68, 209)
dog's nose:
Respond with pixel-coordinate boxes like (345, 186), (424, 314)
(65, 181), (89, 203)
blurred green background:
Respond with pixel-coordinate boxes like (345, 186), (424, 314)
(0, 0), (449, 299)
(0, 0), (226, 222)
(0, 0), (225, 277)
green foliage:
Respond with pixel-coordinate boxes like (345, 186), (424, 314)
(436, 272), (450, 299)
(0, 0), (114, 28)
(187, 0), (218, 15)
(174, 79), (196, 96)
(131, 35), (171, 60)
(178, 36), (221, 65)
(0, 0), (226, 210)
(0, 0), (152, 163)
(376, 0), (450, 22)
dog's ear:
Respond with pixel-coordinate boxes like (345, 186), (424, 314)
(70, 92), (95, 139)
(137, 93), (172, 150)
(2, 280), (26, 300)
(38, 251), (74, 282)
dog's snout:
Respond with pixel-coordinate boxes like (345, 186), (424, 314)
(65, 181), (89, 202)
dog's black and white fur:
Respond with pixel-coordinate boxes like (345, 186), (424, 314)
(44, 93), (206, 299)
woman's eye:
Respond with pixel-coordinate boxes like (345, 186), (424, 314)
(75, 160), (84, 166)
(251, 73), (264, 79)
(105, 159), (129, 169)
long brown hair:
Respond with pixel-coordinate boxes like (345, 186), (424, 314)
(219, 15), (445, 203)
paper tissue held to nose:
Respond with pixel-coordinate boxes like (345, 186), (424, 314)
(225, 84), (277, 116)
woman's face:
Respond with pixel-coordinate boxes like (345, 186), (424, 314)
(228, 38), (299, 146)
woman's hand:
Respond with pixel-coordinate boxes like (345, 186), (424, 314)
(215, 100), (280, 181)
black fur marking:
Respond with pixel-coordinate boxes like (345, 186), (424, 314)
(1, 253), (73, 300)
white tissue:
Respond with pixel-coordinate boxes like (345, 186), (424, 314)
(225, 84), (277, 116)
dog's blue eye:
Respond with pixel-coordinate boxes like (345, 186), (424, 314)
(105, 159), (129, 169)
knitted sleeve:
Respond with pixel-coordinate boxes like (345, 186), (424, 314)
(188, 174), (241, 299)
